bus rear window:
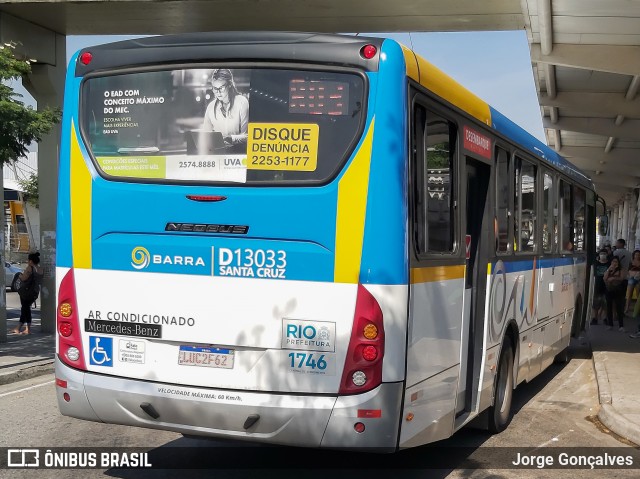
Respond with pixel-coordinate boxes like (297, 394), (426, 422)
(81, 68), (365, 184)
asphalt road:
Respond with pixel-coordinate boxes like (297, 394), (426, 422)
(0, 338), (637, 479)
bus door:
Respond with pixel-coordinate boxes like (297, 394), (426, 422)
(456, 157), (491, 416)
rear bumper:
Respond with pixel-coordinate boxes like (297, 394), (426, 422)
(55, 357), (403, 450)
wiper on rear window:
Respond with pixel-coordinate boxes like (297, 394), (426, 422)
(117, 147), (160, 154)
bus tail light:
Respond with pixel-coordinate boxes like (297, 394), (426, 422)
(360, 44), (378, 60)
(57, 269), (87, 371)
(339, 284), (385, 395)
(79, 52), (93, 65)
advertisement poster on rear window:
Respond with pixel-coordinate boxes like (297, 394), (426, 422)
(82, 68), (364, 184)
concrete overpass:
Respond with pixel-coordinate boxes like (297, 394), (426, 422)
(0, 0), (638, 338)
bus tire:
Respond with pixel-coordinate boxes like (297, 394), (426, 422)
(487, 341), (514, 434)
(570, 297), (583, 338)
(554, 346), (570, 364)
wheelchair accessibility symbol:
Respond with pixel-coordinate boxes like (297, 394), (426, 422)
(89, 336), (113, 367)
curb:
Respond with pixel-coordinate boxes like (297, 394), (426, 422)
(0, 359), (55, 386)
(598, 404), (640, 446)
(592, 350), (612, 404)
(592, 350), (640, 446)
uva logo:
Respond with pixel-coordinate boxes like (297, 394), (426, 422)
(223, 157), (247, 167)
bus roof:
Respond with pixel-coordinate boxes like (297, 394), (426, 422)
(400, 44), (593, 191)
(73, 31), (592, 191)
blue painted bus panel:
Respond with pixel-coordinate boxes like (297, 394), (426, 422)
(496, 256), (586, 274)
(490, 107), (592, 189)
(359, 40), (409, 285)
(92, 234), (335, 282)
(90, 179), (340, 253)
(57, 54), (81, 269)
(86, 68), (387, 284)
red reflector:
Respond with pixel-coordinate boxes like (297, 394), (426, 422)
(186, 195), (227, 202)
(59, 321), (72, 337)
(56, 378), (67, 389)
(354, 422), (366, 433)
(357, 409), (382, 419)
(63, 393), (71, 402)
(361, 44), (377, 59)
(79, 52), (93, 65)
(362, 345), (378, 361)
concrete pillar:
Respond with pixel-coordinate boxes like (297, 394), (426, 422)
(635, 192), (640, 249)
(611, 204), (619, 243)
(22, 33), (66, 334)
(0, 13), (62, 340)
(629, 192), (638, 250)
(622, 196), (631, 244)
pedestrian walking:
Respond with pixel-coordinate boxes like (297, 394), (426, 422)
(12, 252), (43, 335)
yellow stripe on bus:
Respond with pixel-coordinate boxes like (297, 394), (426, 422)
(334, 120), (375, 284)
(402, 45), (420, 82)
(411, 265), (466, 284)
(70, 121), (92, 269)
(407, 54), (491, 127)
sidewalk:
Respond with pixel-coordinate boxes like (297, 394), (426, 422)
(1, 293), (639, 446)
(588, 314), (640, 446)
(0, 293), (55, 385)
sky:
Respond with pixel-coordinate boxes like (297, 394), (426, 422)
(18, 30), (544, 145)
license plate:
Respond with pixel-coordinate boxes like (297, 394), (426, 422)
(178, 345), (234, 369)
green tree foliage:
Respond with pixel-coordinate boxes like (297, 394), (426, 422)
(17, 172), (38, 208)
(0, 43), (61, 166)
(427, 142), (450, 169)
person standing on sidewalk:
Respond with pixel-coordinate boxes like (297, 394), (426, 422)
(592, 249), (611, 325)
(12, 252), (43, 335)
(625, 250), (640, 313)
(613, 238), (631, 270)
(604, 256), (627, 332)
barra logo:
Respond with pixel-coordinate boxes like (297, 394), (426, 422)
(131, 246), (151, 270)
(130, 246), (206, 269)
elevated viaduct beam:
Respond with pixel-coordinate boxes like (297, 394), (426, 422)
(531, 44), (640, 76)
(0, 0), (524, 34)
(539, 92), (640, 118)
(542, 117), (640, 141)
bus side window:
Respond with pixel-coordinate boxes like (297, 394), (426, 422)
(514, 156), (537, 253)
(560, 180), (573, 253)
(495, 147), (510, 253)
(572, 185), (585, 251)
(412, 104), (428, 254)
(411, 102), (456, 255)
(542, 172), (554, 253)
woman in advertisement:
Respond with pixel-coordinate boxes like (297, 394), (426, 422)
(203, 69), (249, 147)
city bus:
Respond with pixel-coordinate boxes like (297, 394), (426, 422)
(55, 32), (599, 451)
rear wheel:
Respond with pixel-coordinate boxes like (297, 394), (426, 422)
(554, 346), (570, 364)
(488, 341), (514, 433)
(571, 297), (584, 338)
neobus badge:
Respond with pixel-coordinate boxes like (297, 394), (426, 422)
(282, 319), (336, 352)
